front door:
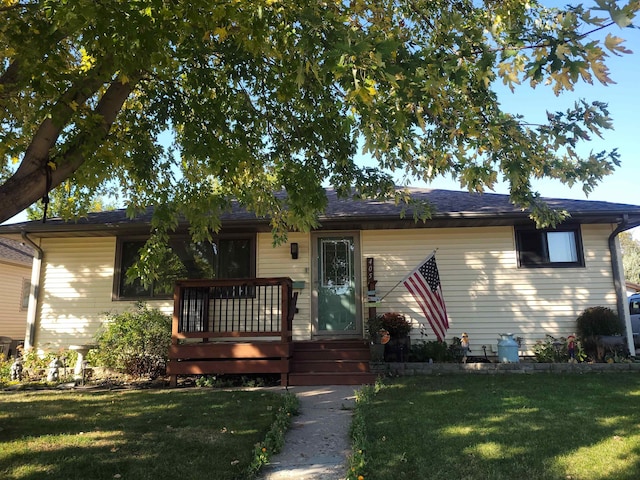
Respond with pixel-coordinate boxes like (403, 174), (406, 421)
(312, 233), (361, 337)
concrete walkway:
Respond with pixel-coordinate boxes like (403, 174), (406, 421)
(259, 385), (360, 480)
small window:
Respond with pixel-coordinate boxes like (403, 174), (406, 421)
(631, 298), (640, 316)
(515, 225), (584, 268)
(20, 278), (30, 310)
(114, 235), (255, 299)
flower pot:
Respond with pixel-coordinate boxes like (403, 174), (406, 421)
(384, 335), (411, 362)
(370, 343), (385, 362)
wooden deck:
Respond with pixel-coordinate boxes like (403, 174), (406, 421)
(168, 278), (376, 386)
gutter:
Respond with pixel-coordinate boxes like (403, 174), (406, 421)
(608, 215), (640, 356)
(20, 232), (43, 351)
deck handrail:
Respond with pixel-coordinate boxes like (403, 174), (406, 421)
(172, 277), (296, 344)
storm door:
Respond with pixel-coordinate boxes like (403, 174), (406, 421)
(312, 233), (361, 337)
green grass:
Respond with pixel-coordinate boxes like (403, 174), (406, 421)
(351, 374), (640, 480)
(0, 388), (296, 480)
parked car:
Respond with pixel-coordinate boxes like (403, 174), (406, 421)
(630, 293), (640, 348)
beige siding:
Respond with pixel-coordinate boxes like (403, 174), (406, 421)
(32, 223), (620, 354)
(257, 232), (311, 340)
(0, 260), (31, 340)
(36, 237), (172, 351)
(361, 224), (617, 354)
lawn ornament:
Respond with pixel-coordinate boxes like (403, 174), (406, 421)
(10, 357), (23, 381)
(567, 334), (577, 363)
(461, 333), (470, 363)
(47, 357), (63, 382)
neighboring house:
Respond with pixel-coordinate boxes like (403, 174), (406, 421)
(1, 188), (639, 361)
(0, 237), (33, 357)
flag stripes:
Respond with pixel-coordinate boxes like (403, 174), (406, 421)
(402, 253), (449, 341)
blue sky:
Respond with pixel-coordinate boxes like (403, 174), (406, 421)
(397, 2), (640, 238)
(422, 16), (640, 208)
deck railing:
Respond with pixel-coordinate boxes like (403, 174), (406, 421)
(172, 277), (296, 342)
(169, 278), (297, 386)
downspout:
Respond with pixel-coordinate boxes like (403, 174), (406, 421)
(21, 232), (43, 351)
(608, 214), (640, 356)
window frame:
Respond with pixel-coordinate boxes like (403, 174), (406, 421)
(514, 224), (585, 268)
(113, 234), (256, 300)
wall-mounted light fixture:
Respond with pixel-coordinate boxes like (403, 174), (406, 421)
(290, 242), (299, 260)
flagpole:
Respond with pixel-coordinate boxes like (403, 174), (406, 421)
(378, 249), (437, 302)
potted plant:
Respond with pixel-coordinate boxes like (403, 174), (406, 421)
(366, 316), (387, 362)
(378, 312), (412, 361)
(379, 312), (412, 338)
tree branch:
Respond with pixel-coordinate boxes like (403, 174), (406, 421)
(0, 73), (139, 223)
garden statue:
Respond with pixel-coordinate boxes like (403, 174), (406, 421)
(567, 334), (577, 363)
(10, 357), (23, 381)
(461, 333), (471, 363)
(47, 357), (63, 382)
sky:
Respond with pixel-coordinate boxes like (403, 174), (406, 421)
(379, 1), (640, 239)
(3, 1), (640, 237)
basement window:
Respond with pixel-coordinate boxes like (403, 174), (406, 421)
(515, 226), (584, 268)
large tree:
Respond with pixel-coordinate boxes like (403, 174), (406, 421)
(621, 232), (640, 285)
(1, 0), (638, 242)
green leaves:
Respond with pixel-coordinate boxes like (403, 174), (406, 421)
(0, 0), (638, 235)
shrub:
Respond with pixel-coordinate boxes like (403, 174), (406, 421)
(576, 306), (624, 339)
(378, 312), (412, 337)
(0, 357), (12, 384)
(366, 315), (385, 343)
(409, 340), (454, 362)
(575, 306), (624, 362)
(93, 303), (171, 378)
(532, 335), (586, 363)
(17, 348), (78, 382)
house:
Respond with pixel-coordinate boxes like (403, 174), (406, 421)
(0, 188), (639, 383)
(0, 237), (33, 357)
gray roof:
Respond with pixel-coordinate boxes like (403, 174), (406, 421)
(0, 237), (33, 266)
(1, 188), (639, 236)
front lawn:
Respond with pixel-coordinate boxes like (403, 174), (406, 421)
(351, 374), (640, 480)
(0, 388), (296, 480)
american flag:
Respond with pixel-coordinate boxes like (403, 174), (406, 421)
(402, 253), (449, 341)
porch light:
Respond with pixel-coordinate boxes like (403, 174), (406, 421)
(290, 242), (299, 260)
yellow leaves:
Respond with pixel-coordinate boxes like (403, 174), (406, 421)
(586, 47), (614, 85)
(498, 62), (522, 91)
(47, 161), (56, 171)
(347, 78), (378, 105)
(214, 27), (229, 42)
(555, 43), (570, 60)
(548, 70), (575, 95)
(604, 34), (633, 56)
(79, 47), (96, 73)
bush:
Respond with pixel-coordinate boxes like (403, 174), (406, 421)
(409, 340), (454, 362)
(93, 303), (171, 378)
(532, 335), (586, 363)
(575, 306), (624, 362)
(576, 306), (624, 339)
(366, 315), (384, 343)
(378, 312), (412, 337)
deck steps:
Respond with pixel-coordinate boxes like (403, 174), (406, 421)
(288, 340), (377, 386)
